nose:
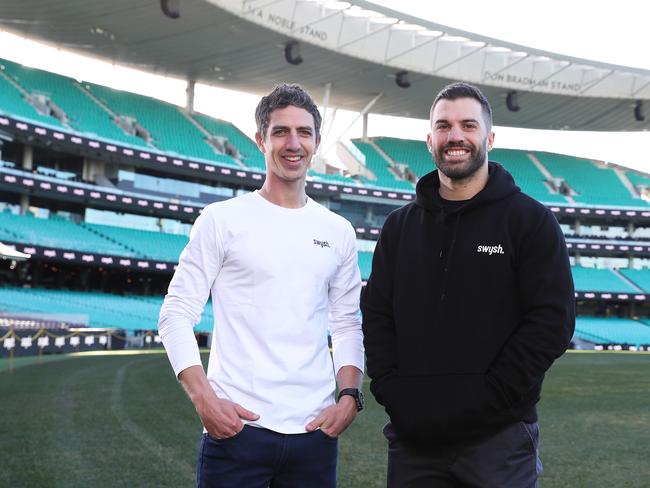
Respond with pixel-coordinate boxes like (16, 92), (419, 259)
(286, 131), (301, 150)
(448, 125), (464, 143)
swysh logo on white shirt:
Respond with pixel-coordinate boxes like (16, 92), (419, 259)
(313, 239), (331, 248)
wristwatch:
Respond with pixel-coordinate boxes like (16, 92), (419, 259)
(337, 388), (364, 411)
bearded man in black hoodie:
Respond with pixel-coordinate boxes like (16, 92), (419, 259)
(361, 82), (575, 488)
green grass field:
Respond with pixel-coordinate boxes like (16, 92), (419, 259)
(1, 351), (649, 487)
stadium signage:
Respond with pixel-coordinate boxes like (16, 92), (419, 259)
(573, 291), (648, 302)
(483, 72), (583, 93)
(244, 6), (328, 42)
(3, 241), (179, 274)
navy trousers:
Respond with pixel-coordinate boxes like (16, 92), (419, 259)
(196, 425), (338, 488)
(384, 421), (543, 488)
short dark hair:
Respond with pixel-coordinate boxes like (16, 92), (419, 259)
(430, 82), (492, 130)
(255, 83), (322, 137)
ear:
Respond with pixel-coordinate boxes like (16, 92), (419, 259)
(314, 134), (321, 153)
(486, 130), (495, 151)
(255, 132), (266, 153)
(426, 133), (433, 153)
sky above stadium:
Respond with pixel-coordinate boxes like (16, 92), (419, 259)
(0, 0), (648, 174)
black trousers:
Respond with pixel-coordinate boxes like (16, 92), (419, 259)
(384, 421), (542, 488)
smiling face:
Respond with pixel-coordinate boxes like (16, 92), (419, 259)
(255, 105), (320, 185)
(427, 97), (494, 181)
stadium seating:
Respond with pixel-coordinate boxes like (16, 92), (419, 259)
(3, 211), (648, 297)
(534, 152), (648, 207)
(351, 140), (415, 191)
(0, 61), (66, 128)
(0, 211), (136, 256)
(358, 251), (373, 280)
(626, 170), (650, 188)
(619, 268), (650, 293)
(490, 149), (567, 203)
(83, 223), (189, 262)
(372, 136), (433, 179)
(574, 316), (650, 346)
(191, 113), (264, 170)
(1, 58), (147, 147)
(572, 266), (640, 293)
(83, 82), (239, 166)
(369, 139), (568, 203)
(0, 286), (213, 332)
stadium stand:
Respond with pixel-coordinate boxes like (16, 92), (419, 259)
(0, 286), (213, 332)
(1, 58), (649, 347)
(0, 211), (136, 256)
(571, 266), (640, 294)
(574, 316), (650, 346)
(626, 170), (650, 189)
(358, 251), (373, 281)
(490, 149), (567, 203)
(372, 136), (432, 179)
(82, 222), (188, 262)
(308, 169), (361, 186)
(351, 139), (415, 191)
(534, 152), (648, 207)
(0, 61), (66, 128)
(191, 112), (263, 170)
(83, 82), (240, 167)
(1, 58), (148, 147)
(619, 268), (650, 293)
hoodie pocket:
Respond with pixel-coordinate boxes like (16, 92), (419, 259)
(383, 374), (514, 444)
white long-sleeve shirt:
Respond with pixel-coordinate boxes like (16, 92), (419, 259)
(158, 191), (364, 434)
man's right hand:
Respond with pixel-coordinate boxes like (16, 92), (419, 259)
(196, 395), (260, 439)
(178, 365), (259, 439)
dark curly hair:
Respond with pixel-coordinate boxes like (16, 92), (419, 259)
(255, 83), (322, 137)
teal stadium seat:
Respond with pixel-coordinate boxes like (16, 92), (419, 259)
(307, 169), (360, 186)
(372, 137), (568, 204)
(357, 251), (373, 280)
(0, 212), (136, 256)
(351, 140), (415, 191)
(489, 149), (567, 203)
(84, 83), (239, 167)
(83, 223), (189, 262)
(0, 286), (213, 332)
(575, 316), (650, 346)
(1, 58), (147, 147)
(619, 269), (650, 293)
(373, 136), (433, 179)
(191, 113), (264, 170)
(625, 170), (650, 193)
(0, 60), (66, 128)
(535, 152), (648, 207)
(571, 266), (639, 294)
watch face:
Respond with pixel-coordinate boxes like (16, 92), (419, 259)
(339, 388), (364, 411)
(357, 391), (365, 410)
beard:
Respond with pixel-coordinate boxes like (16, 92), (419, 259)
(433, 140), (487, 181)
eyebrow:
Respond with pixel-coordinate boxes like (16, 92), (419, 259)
(434, 118), (480, 125)
(270, 125), (313, 132)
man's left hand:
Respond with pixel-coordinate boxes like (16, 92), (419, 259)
(305, 396), (358, 437)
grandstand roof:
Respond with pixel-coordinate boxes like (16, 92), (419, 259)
(2, 0), (649, 131)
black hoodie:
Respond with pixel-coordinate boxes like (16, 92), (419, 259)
(361, 162), (575, 445)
